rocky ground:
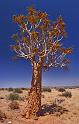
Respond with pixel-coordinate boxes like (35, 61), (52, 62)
(0, 87), (79, 124)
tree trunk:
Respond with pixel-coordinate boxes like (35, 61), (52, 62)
(25, 61), (42, 119)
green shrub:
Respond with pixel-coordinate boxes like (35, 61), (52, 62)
(8, 93), (20, 101)
(42, 87), (51, 92)
(62, 91), (72, 98)
(8, 101), (19, 110)
(58, 88), (66, 92)
(13, 88), (23, 93)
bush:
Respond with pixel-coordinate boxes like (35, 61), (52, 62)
(8, 93), (20, 101)
(0, 110), (6, 120)
(62, 91), (72, 98)
(21, 88), (29, 90)
(0, 88), (5, 90)
(58, 88), (66, 92)
(8, 101), (19, 110)
(8, 88), (14, 92)
(42, 87), (51, 92)
(13, 88), (23, 93)
(21, 88), (25, 90)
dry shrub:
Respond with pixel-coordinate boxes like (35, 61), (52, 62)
(0, 88), (5, 90)
(21, 88), (29, 90)
(8, 88), (14, 92)
(58, 88), (66, 92)
(62, 91), (72, 98)
(0, 110), (6, 121)
(9, 101), (19, 110)
(42, 87), (51, 92)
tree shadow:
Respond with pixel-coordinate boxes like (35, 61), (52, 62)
(37, 103), (68, 117)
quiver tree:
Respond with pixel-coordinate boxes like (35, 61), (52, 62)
(11, 7), (72, 119)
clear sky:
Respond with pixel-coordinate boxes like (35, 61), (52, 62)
(0, 0), (79, 87)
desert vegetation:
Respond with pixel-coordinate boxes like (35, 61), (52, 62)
(13, 88), (23, 93)
(57, 88), (66, 92)
(61, 91), (72, 98)
(7, 88), (14, 92)
(0, 110), (7, 122)
(8, 93), (20, 101)
(42, 87), (51, 92)
(8, 101), (19, 110)
(0, 87), (79, 124)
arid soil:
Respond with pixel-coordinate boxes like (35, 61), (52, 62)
(0, 88), (79, 124)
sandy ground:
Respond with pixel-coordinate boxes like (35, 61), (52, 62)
(0, 88), (79, 124)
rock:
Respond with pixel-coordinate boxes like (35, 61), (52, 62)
(8, 121), (12, 124)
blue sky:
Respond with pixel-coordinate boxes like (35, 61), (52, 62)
(0, 0), (79, 87)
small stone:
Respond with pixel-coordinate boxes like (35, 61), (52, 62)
(8, 121), (12, 124)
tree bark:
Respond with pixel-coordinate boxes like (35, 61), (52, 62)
(25, 61), (42, 119)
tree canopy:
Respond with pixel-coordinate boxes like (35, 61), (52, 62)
(11, 6), (72, 71)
